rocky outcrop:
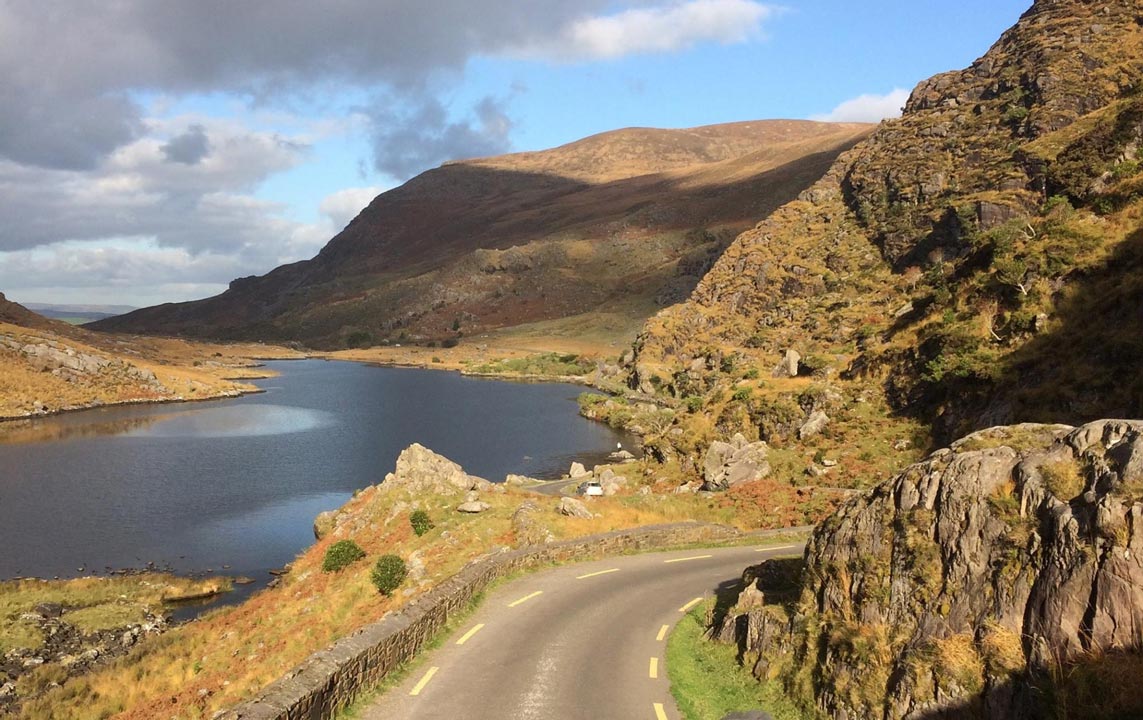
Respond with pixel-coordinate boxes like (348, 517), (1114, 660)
(702, 433), (771, 491)
(511, 501), (554, 546)
(382, 444), (490, 495)
(716, 420), (1143, 719)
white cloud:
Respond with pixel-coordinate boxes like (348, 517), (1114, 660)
(508, 0), (775, 62)
(811, 88), (910, 123)
(320, 187), (384, 231)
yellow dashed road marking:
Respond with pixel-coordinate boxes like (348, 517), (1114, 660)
(508, 591), (543, 608)
(678, 597), (702, 613)
(577, 568), (620, 580)
(663, 554), (713, 564)
(654, 702), (669, 720)
(410, 666), (438, 696)
(456, 623), (485, 645)
(649, 657), (659, 679)
(656, 624), (669, 642)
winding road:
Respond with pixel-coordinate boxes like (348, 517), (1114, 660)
(359, 542), (803, 720)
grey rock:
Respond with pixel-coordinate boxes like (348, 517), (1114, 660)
(556, 497), (594, 519)
(797, 410), (830, 440)
(313, 510), (338, 540)
(456, 501), (490, 514)
(384, 444), (483, 495)
(702, 433), (771, 491)
(772, 349), (800, 378)
(569, 462), (591, 479)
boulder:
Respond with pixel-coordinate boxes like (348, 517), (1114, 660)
(456, 501), (490, 514)
(313, 510), (338, 539)
(384, 444), (487, 495)
(772, 349), (800, 378)
(569, 462), (591, 479)
(505, 474), (539, 487)
(702, 433), (771, 491)
(556, 497), (593, 519)
(797, 410), (830, 440)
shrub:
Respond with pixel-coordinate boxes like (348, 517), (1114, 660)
(441, 338), (459, 348)
(410, 510), (434, 537)
(371, 554), (408, 595)
(322, 540), (366, 573)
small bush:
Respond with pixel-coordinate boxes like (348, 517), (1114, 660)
(322, 540), (366, 573)
(441, 338), (459, 348)
(371, 554), (408, 595)
(410, 510), (434, 537)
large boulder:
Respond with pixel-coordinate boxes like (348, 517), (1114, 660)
(383, 444), (488, 495)
(556, 497), (594, 519)
(702, 433), (771, 491)
(716, 421), (1143, 720)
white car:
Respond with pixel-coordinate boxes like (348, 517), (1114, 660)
(576, 480), (604, 497)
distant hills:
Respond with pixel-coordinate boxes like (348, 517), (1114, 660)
(92, 120), (871, 348)
(23, 302), (136, 324)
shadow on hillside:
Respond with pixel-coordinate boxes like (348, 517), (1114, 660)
(993, 226), (1143, 426)
(90, 136), (867, 344)
(908, 648), (1143, 720)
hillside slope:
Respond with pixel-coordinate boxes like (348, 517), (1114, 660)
(92, 121), (870, 348)
(0, 293), (291, 420)
(625, 0), (1143, 482)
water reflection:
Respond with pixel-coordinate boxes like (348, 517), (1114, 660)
(0, 414), (164, 445)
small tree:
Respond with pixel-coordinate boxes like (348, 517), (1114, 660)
(410, 510), (434, 537)
(371, 554), (408, 595)
(322, 540), (366, 573)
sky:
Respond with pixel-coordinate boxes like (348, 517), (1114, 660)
(0, 0), (1033, 308)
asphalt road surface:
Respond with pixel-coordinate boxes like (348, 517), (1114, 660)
(359, 542), (803, 720)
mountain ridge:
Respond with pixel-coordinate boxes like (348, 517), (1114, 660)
(91, 120), (872, 348)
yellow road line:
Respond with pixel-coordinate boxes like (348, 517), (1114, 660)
(678, 597), (702, 613)
(456, 623), (485, 645)
(409, 666), (439, 696)
(508, 590), (543, 608)
(656, 624), (669, 642)
(755, 544), (799, 552)
(577, 568), (620, 580)
(654, 702), (669, 720)
(663, 554), (713, 564)
(649, 656), (659, 679)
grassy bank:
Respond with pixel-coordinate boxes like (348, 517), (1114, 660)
(667, 601), (808, 720)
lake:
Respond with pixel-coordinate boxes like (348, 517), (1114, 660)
(0, 360), (633, 592)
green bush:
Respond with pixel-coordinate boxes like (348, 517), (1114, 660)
(371, 555), (408, 595)
(410, 510), (434, 537)
(322, 540), (366, 573)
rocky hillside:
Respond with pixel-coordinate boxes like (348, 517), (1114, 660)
(625, 0), (1143, 481)
(716, 419), (1143, 719)
(92, 121), (870, 348)
(0, 292), (289, 420)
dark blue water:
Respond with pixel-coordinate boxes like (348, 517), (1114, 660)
(0, 360), (631, 587)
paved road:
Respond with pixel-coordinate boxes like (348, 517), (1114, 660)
(360, 542), (803, 720)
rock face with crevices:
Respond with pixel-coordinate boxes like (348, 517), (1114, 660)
(717, 420), (1143, 719)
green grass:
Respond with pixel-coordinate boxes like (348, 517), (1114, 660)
(65, 603), (149, 633)
(667, 602), (809, 720)
(470, 352), (595, 377)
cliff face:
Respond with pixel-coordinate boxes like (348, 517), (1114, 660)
(92, 121), (870, 349)
(627, 0), (1143, 470)
(718, 420), (1143, 720)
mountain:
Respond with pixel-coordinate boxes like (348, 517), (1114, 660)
(23, 302), (136, 324)
(0, 292), (287, 420)
(623, 0), (1143, 483)
(91, 120), (872, 348)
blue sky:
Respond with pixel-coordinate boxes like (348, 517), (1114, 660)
(0, 0), (1031, 306)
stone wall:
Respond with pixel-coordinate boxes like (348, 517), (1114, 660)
(219, 521), (741, 720)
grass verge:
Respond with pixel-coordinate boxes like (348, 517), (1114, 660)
(667, 601), (808, 720)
